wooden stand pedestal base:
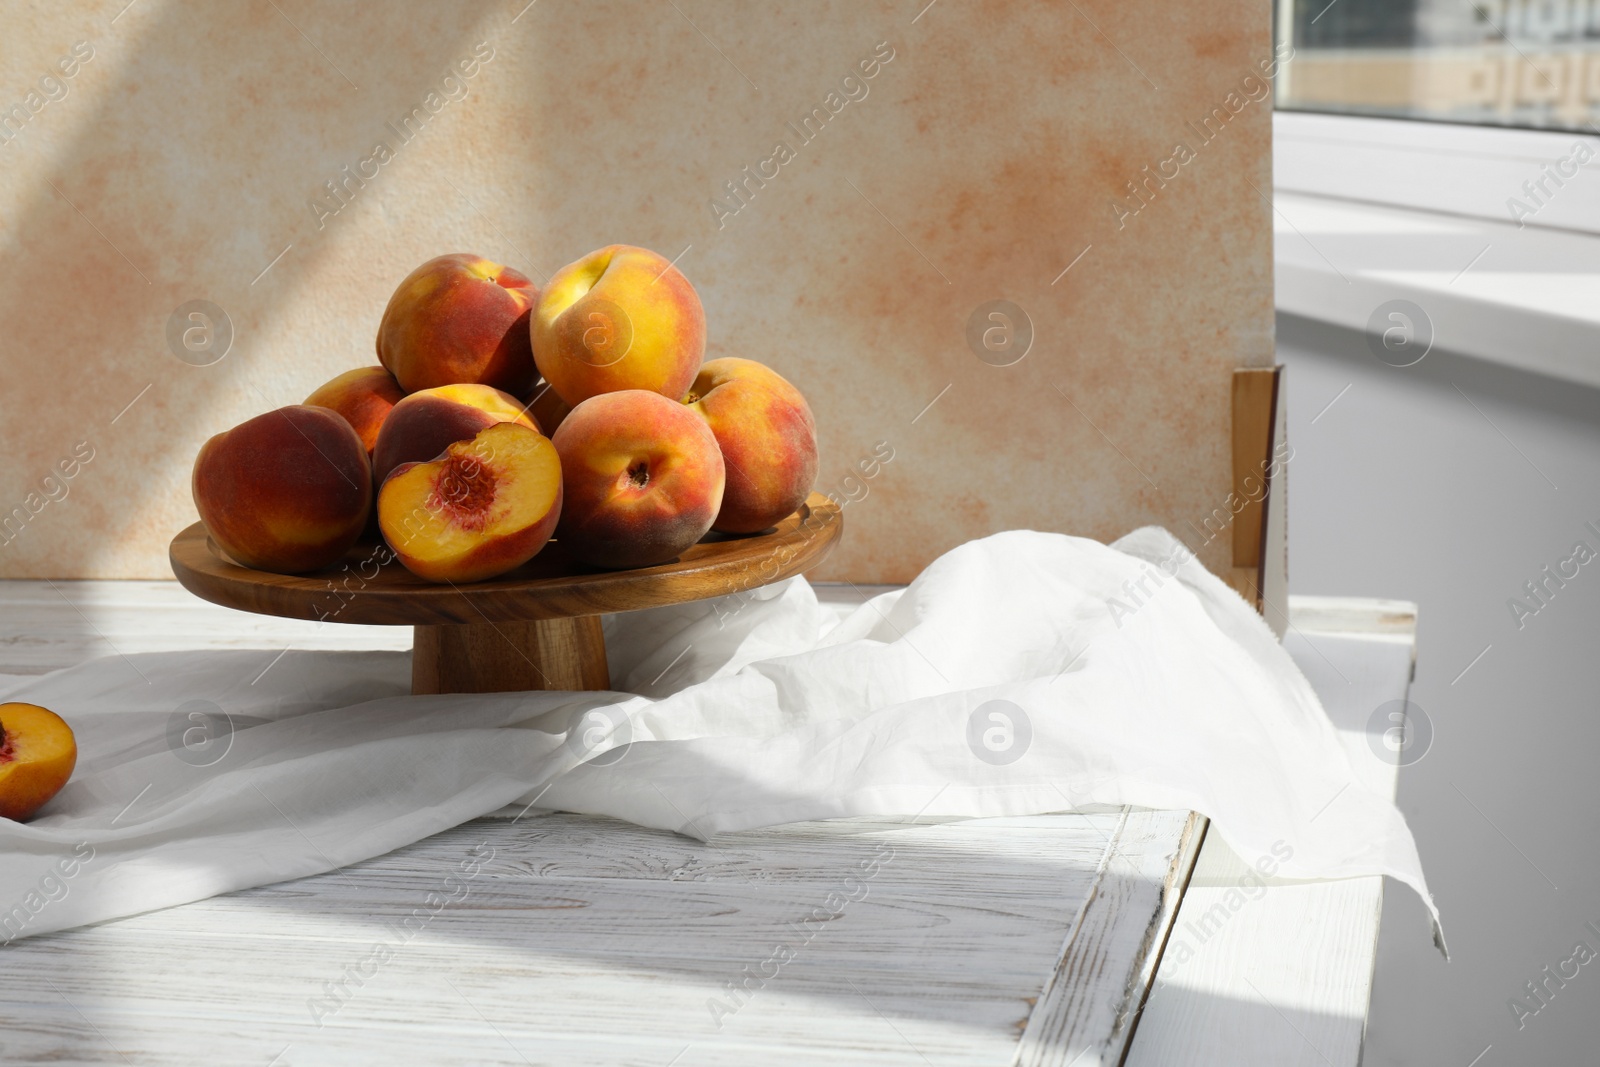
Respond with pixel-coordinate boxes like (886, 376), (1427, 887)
(411, 616), (611, 694)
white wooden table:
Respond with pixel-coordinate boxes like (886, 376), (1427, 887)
(0, 582), (1413, 1066)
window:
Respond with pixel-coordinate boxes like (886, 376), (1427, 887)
(1275, 0), (1600, 132)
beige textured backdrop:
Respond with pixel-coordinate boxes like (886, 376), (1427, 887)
(0, 0), (1273, 583)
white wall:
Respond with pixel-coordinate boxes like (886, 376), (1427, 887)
(1277, 311), (1600, 1066)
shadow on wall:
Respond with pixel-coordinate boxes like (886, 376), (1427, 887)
(0, 1), (510, 582)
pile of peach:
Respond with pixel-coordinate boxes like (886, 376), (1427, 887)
(192, 246), (818, 582)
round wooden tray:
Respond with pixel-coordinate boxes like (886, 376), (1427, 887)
(170, 494), (842, 695)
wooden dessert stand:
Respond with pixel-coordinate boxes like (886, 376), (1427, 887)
(170, 494), (842, 695)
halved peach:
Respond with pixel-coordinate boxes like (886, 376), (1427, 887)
(378, 422), (562, 583)
(0, 703), (77, 822)
(372, 383), (539, 485)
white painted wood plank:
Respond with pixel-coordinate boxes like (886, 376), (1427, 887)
(1124, 596), (1416, 1067)
(0, 811), (1186, 1066)
(1287, 595), (1418, 640)
(1016, 809), (1204, 1067)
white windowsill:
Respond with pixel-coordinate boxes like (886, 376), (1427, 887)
(1274, 113), (1600, 389)
(1275, 111), (1600, 235)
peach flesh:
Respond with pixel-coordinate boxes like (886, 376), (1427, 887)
(379, 422), (562, 583)
(433, 452), (498, 530)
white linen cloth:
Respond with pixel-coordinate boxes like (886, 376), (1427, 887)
(0, 528), (1442, 948)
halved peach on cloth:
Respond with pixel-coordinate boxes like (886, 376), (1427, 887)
(0, 703), (77, 822)
(378, 422), (562, 583)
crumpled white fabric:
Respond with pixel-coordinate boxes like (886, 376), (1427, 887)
(0, 528), (1441, 948)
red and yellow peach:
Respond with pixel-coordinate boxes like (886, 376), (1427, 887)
(532, 245), (704, 407)
(684, 358), (817, 533)
(304, 365), (406, 457)
(377, 254), (539, 395)
(192, 405), (373, 574)
(552, 389), (724, 569)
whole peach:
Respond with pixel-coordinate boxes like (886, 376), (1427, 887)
(372, 384), (538, 485)
(192, 405), (372, 573)
(532, 244), (704, 407)
(553, 390), (724, 569)
(685, 358), (818, 533)
(304, 366), (405, 456)
(377, 254), (538, 395)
